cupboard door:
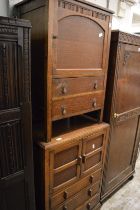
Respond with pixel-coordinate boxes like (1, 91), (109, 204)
(52, 0), (110, 77)
(116, 44), (140, 114)
(81, 133), (104, 176)
(49, 140), (82, 193)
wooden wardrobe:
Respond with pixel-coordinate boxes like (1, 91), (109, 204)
(101, 31), (140, 201)
(16, 0), (113, 209)
(0, 17), (35, 210)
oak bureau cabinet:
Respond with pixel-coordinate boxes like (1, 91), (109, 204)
(0, 17), (35, 210)
(102, 31), (140, 201)
(16, 0), (113, 141)
(15, 0), (113, 209)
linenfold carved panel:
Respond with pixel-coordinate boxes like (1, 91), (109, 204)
(58, 0), (109, 21)
(0, 41), (19, 110)
(0, 121), (23, 178)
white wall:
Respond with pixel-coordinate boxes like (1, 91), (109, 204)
(0, 0), (8, 16)
(9, 0), (23, 15)
(9, 0), (140, 33)
(86, 0), (140, 33)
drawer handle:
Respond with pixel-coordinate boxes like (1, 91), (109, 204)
(92, 99), (97, 108)
(88, 189), (93, 197)
(63, 206), (67, 210)
(63, 191), (68, 200)
(89, 175), (94, 184)
(82, 155), (86, 164)
(87, 203), (91, 210)
(61, 107), (67, 115)
(52, 35), (58, 39)
(114, 113), (119, 119)
(94, 81), (98, 90)
(77, 156), (82, 166)
(61, 86), (67, 94)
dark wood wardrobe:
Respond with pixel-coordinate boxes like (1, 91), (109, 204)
(0, 17), (35, 210)
(101, 31), (140, 201)
(16, 0), (113, 209)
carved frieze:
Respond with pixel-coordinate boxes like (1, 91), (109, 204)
(119, 32), (140, 46)
(0, 25), (17, 34)
(114, 107), (140, 124)
(58, 0), (108, 21)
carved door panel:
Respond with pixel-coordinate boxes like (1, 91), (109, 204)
(52, 0), (110, 77)
(0, 41), (23, 178)
(116, 43), (140, 114)
(0, 28), (35, 210)
(49, 139), (82, 193)
(81, 132), (106, 176)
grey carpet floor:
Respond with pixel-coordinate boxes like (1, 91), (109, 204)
(101, 154), (140, 210)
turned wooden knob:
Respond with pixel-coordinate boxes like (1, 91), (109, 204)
(61, 107), (67, 115)
(92, 99), (97, 108)
(87, 203), (91, 210)
(61, 86), (67, 94)
(63, 191), (68, 200)
(94, 81), (98, 90)
(88, 188), (93, 197)
(89, 175), (94, 184)
(77, 156), (82, 166)
(63, 206), (67, 210)
(52, 35), (58, 39)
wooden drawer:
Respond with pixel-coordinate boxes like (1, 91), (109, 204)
(51, 169), (102, 208)
(52, 77), (104, 97)
(53, 182), (100, 210)
(77, 194), (100, 210)
(52, 92), (104, 121)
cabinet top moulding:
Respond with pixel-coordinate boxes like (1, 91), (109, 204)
(111, 30), (140, 46)
(0, 16), (31, 28)
(16, 0), (114, 15)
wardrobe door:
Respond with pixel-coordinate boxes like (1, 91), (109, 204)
(0, 26), (35, 210)
(102, 41), (140, 197)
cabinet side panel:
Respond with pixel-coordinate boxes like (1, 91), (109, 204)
(21, 7), (47, 139)
(103, 40), (118, 123)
